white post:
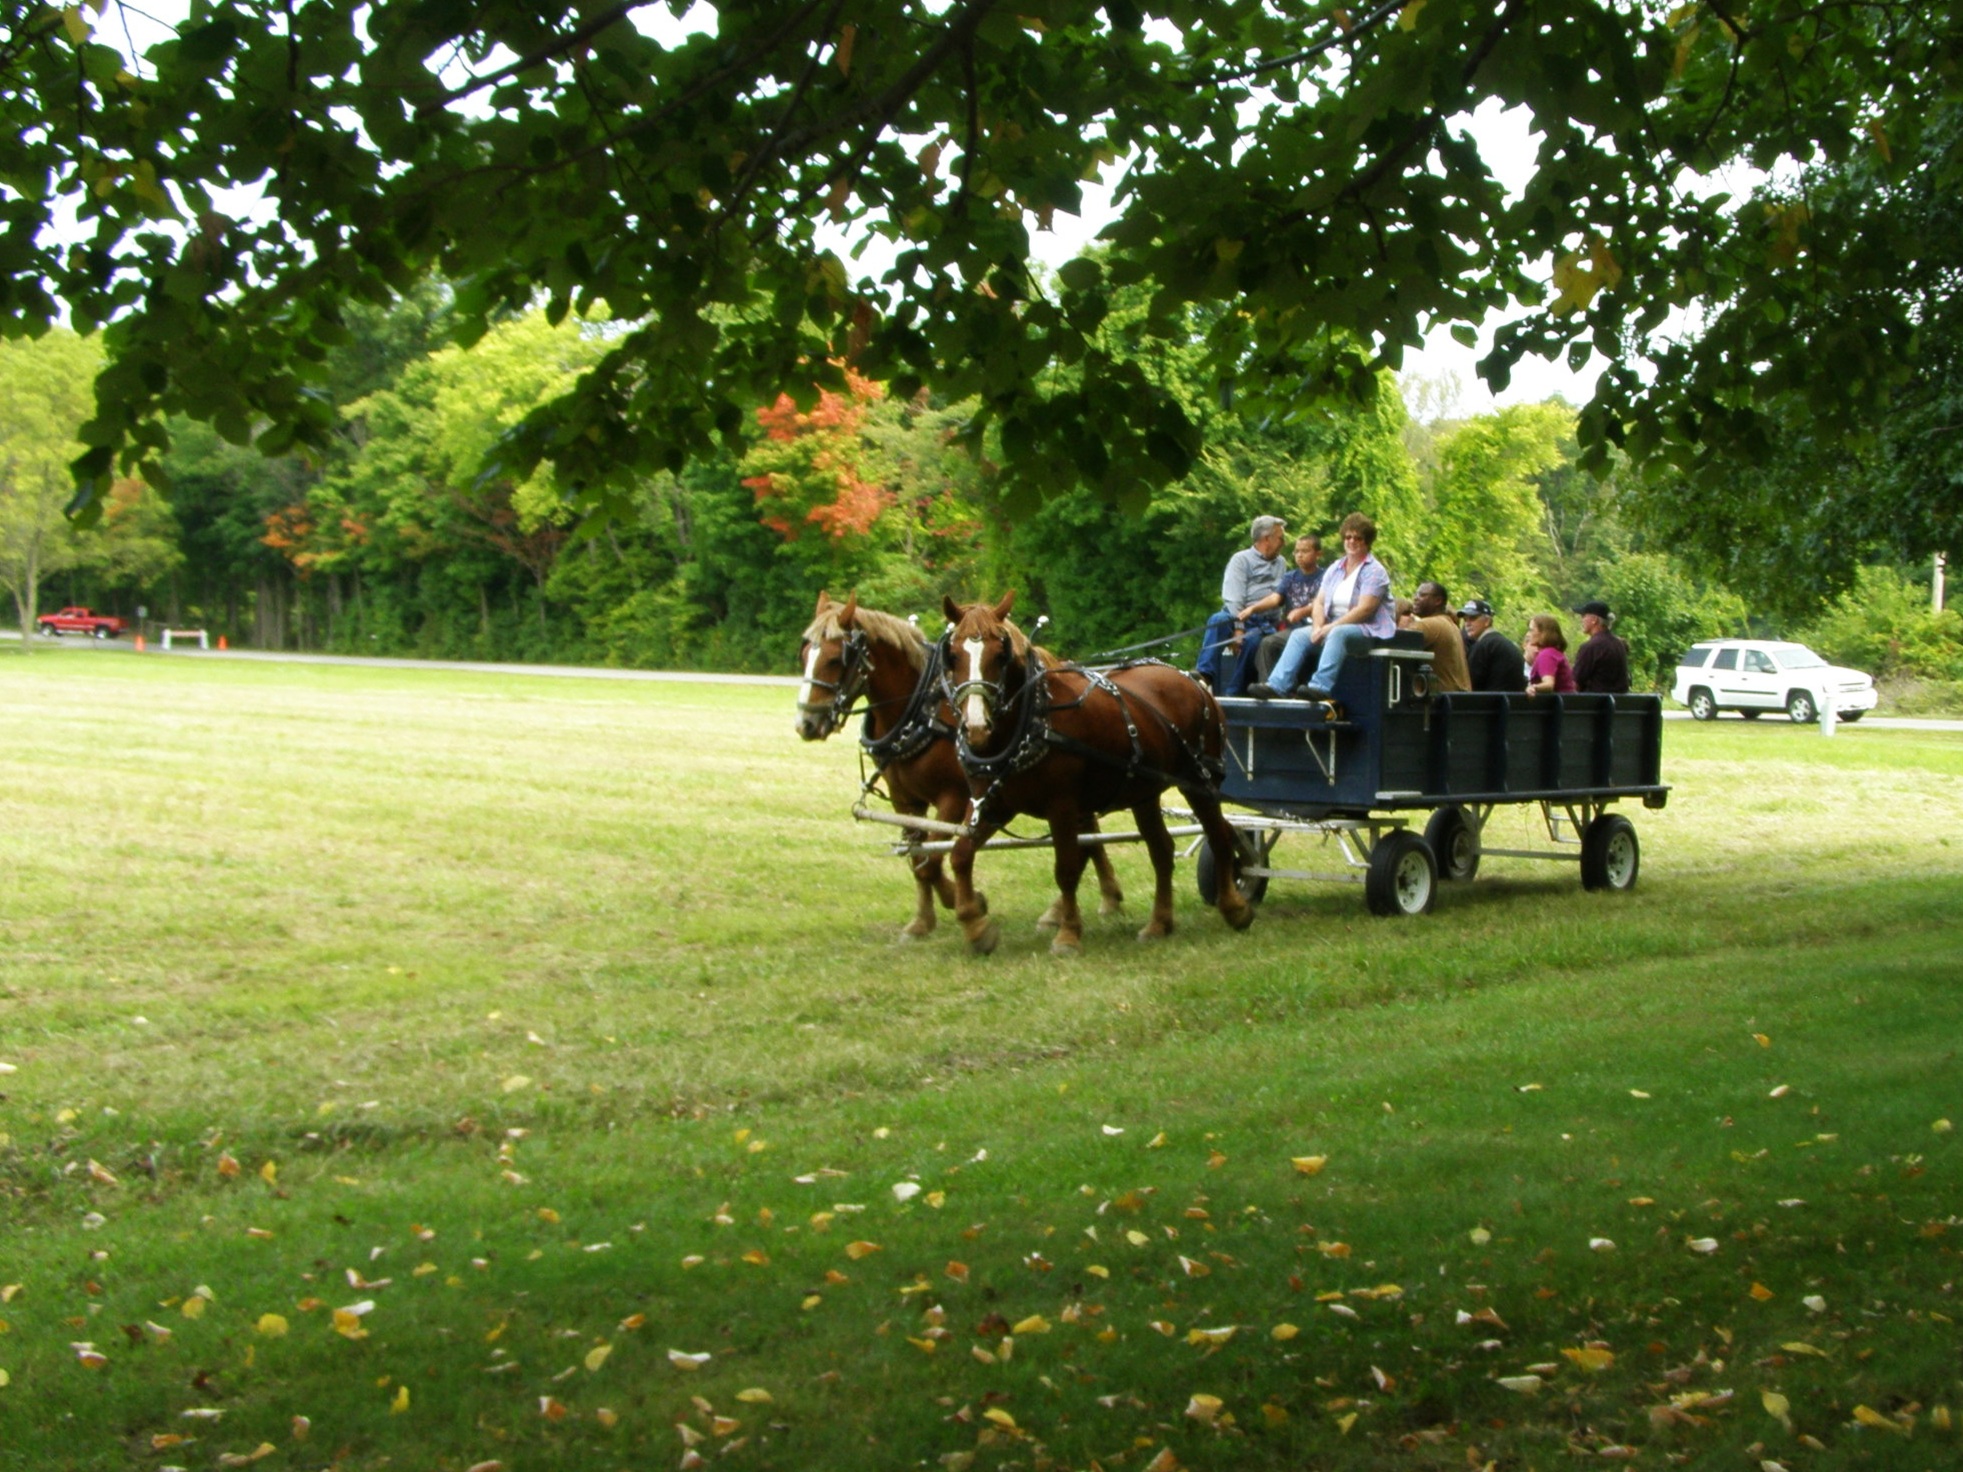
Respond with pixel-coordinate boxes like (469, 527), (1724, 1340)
(1820, 695), (1837, 738)
(1937, 552), (1948, 614)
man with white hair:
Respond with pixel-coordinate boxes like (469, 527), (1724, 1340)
(1194, 513), (1289, 696)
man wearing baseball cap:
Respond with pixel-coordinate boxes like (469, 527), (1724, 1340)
(1571, 600), (1631, 693)
(1194, 514), (1289, 696)
(1458, 598), (1528, 693)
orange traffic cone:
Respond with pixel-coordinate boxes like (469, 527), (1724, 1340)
(135, 634), (145, 652)
(218, 635), (228, 650)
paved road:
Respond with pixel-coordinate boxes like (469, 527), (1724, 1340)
(1, 630), (800, 686)
(9, 631), (1961, 725)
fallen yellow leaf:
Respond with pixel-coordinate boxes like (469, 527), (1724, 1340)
(1271, 1323), (1300, 1341)
(844, 1241), (881, 1260)
(1852, 1404), (1909, 1436)
(735, 1388), (772, 1404)
(1750, 1282), (1775, 1301)
(585, 1343), (612, 1372)
(1291, 1155), (1327, 1176)
(595, 1407), (619, 1428)
(1562, 1347), (1614, 1372)
(390, 1384), (409, 1414)
(256, 1314), (288, 1338)
(1184, 1394), (1223, 1424)
(1012, 1315), (1051, 1335)
(1762, 1389), (1792, 1429)
(983, 1407), (1017, 1429)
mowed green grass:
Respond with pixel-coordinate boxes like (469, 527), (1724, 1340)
(1, 646), (1959, 1472)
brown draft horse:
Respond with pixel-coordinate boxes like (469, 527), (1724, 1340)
(942, 591), (1255, 955)
(795, 591), (1124, 943)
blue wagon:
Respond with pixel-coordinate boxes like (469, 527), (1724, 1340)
(1196, 631), (1669, 916)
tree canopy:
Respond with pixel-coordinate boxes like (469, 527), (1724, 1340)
(5, 1), (1959, 578)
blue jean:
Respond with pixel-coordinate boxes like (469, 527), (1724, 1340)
(1269, 623), (1370, 695)
(1196, 611), (1272, 694)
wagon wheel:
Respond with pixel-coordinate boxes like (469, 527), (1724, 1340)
(1195, 827), (1270, 908)
(1423, 805), (1480, 882)
(1364, 831), (1435, 917)
(1580, 814), (1640, 893)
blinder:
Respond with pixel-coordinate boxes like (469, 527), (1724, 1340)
(798, 628), (872, 730)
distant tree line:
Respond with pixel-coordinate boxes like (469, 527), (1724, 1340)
(3, 291), (1956, 700)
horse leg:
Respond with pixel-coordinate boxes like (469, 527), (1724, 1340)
(1089, 817), (1125, 915)
(949, 824), (1001, 956)
(1046, 802), (1089, 956)
(1131, 800), (1178, 941)
(894, 802), (939, 941)
(1036, 816), (1124, 928)
(1188, 787), (1255, 931)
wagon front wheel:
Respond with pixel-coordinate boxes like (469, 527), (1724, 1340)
(1195, 828), (1269, 908)
(1580, 814), (1640, 892)
(1365, 831), (1435, 917)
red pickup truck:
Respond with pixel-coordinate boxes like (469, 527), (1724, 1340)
(37, 606), (128, 638)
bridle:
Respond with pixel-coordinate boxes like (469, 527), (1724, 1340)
(941, 628), (1022, 735)
(798, 628), (871, 733)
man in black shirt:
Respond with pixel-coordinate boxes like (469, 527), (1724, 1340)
(1571, 600), (1632, 693)
(1459, 598), (1528, 692)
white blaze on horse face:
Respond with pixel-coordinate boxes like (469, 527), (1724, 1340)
(798, 643), (822, 709)
(962, 637), (989, 732)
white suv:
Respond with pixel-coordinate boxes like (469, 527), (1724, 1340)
(1673, 640), (1879, 723)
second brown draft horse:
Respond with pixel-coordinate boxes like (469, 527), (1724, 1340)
(942, 592), (1255, 954)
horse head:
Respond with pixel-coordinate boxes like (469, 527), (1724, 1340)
(796, 590), (869, 741)
(941, 591), (1030, 749)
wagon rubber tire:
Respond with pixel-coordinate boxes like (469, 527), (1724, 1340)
(1786, 690), (1818, 723)
(1423, 805), (1480, 882)
(1364, 831), (1436, 917)
(1580, 814), (1640, 893)
(1687, 687), (1717, 721)
(1195, 829), (1269, 908)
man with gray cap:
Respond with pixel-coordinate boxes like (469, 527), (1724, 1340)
(1459, 598), (1528, 693)
(1571, 600), (1631, 693)
(1195, 514), (1288, 696)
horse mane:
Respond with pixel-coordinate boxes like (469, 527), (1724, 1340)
(801, 602), (930, 672)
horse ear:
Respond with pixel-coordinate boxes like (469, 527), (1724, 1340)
(838, 592), (859, 627)
(813, 589), (832, 616)
(942, 594), (965, 625)
(993, 589), (1016, 619)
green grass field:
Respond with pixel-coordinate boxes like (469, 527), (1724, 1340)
(2, 646), (1959, 1471)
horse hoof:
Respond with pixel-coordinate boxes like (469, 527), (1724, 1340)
(1034, 902), (1063, 931)
(1049, 935), (1081, 957)
(1100, 898), (1125, 916)
(969, 920), (1001, 956)
(1222, 901), (1255, 932)
(1136, 922), (1171, 942)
